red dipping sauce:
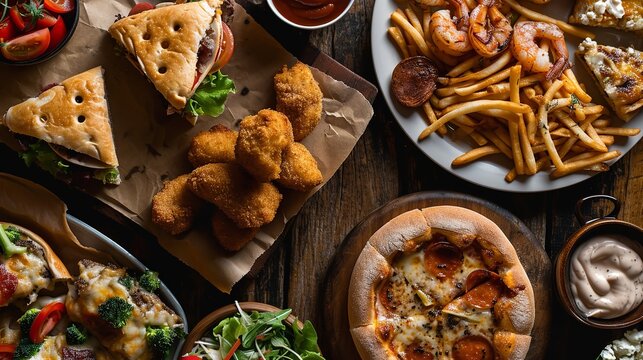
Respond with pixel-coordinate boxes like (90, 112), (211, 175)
(271, 0), (351, 27)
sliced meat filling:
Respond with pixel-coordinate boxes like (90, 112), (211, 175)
(197, 28), (218, 75)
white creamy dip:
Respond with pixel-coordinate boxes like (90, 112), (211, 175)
(569, 235), (643, 319)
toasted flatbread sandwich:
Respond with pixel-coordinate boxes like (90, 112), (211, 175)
(1, 67), (121, 185)
(576, 39), (643, 122)
(108, 0), (236, 125)
(569, 0), (643, 33)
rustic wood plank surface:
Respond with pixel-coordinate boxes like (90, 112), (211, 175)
(0, 0), (641, 359)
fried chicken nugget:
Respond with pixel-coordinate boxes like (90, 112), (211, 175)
(211, 210), (259, 252)
(188, 163), (282, 228)
(235, 109), (293, 182)
(152, 174), (205, 235)
(277, 143), (323, 192)
(188, 124), (238, 168)
(274, 62), (323, 141)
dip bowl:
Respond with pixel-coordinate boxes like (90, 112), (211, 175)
(554, 195), (643, 329)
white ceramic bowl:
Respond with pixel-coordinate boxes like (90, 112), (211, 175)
(266, 0), (355, 30)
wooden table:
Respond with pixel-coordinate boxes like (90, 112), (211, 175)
(3, 0), (642, 358)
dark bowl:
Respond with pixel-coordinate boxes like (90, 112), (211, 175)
(554, 195), (643, 329)
(0, 1), (80, 66)
(181, 302), (309, 356)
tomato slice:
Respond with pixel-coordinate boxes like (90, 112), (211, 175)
(211, 22), (234, 73)
(0, 344), (15, 360)
(180, 356), (202, 360)
(36, 10), (57, 29)
(0, 264), (18, 306)
(43, 0), (74, 14)
(29, 301), (66, 344)
(0, 18), (16, 42)
(9, 1), (48, 32)
(47, 15), (66, 50)
(128, 2), (155, 16)
(9, 6), (27, 32)
(1, 28), (50, 61)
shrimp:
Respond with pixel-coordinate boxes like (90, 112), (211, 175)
(511, 21), (570, 81)
(469, 0), (512, 58)
(430, 0), (473, 57)
(412, 0), (447, 10)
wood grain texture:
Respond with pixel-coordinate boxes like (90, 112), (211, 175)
(319, 191), (551, 360)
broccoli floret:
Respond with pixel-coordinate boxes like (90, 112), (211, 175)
(139, 270), (160, 293)
(118, 274), (135, 290)
(65, 323), (88, 345)
(0, 225), (27, 257)
(4, 227), (22, 243)
(13, 338), (42, 360)
(17, 308), (40, 335)
(98, 297), (133, 329)
(146, 326), (184, 358)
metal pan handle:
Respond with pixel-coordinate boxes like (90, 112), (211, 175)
(575, 195), (621, 225)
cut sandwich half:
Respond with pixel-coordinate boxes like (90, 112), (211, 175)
(1, 67), (121, 185)
(576, 38), (643, 122)
(108, 0), (236, 125)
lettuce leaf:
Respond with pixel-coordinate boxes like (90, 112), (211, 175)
(186, 71), (235, 117)
(19, 141), (70, 177)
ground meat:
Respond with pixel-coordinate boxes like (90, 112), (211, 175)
(62, 347), (96, 360)
(221, 0), (235, 23)
(196, 28), (217, 74)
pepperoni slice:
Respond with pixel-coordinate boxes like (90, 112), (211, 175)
(424, 241), (463, 280)
(463, 278), (504, 309)
(465, 269), (500, 293)
(378, 280), (396, 312)
(404, 342), (435, 360)
(0, 264), (18, 305)
(452, 336), (494, 360)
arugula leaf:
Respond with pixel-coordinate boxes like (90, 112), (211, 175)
(20, 141), (70, 177)
(242, 309), (291, 348)
(186, 71), (235, 118)
(293, 321), (320, 353)
(301, 351), (325, 360)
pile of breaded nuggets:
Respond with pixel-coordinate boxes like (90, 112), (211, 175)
(152, 62), (324, 251)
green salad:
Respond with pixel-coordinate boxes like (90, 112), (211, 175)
(184, 302), (325, 360)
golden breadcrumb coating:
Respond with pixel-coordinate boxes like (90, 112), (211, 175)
(211, 210), (259, 252)
(188, 124), (238, 168)
(274, 62), (323, 141)
(187, 163), (282, 228)
(235, 109), (293, 182)
(152, 174), (205, 235)
(278, 142), (323, 192)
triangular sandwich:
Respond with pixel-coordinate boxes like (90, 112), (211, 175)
(108, 0), (235, 125)
(1, 66), (121, 185)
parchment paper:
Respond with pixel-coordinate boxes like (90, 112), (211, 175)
(0, 173), (113, 273)
(0, 1), (374, 292)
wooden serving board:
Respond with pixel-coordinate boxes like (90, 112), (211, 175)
(319, 191), (552, 360)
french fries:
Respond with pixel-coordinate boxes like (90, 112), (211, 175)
(387, 2), (638, 182)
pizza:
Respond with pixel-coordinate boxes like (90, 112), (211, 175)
(568, 0), (643, 33)
(576, 38), (643, 122)
(348, 206), (535, 360)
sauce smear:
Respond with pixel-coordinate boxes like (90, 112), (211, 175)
(569, 234), (643, 319)
(273, 0), (350, 26)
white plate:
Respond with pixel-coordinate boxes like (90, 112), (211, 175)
(67, 215), (188, 359)
(371, 0), (642, 192)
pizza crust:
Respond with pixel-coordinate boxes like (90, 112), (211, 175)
(494, 331), (532, 360)
(348, 243), (391, 328)
(350, 325), (391, 360)
(108, 1), (216, 110)
(2, 67), (118, 167)
(368, 209), (431, 260)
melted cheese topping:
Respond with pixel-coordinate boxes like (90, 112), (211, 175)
(2, 241), (51, 305)
(31, 334), (66, 360)
(375, 234), (496, 357)
(66, 262), (180, 360)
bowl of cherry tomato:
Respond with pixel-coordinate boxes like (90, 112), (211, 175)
(267, 0), (354, 30)
(0, 0), (78, 65)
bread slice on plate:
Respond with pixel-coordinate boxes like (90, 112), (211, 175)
(568, 0), (643, 33)
(576, 39), (643, 122)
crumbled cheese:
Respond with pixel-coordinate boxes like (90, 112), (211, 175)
(594, 0), (625, 19)
(599, 329), (643, 360)
(625, 18), (643, 30)
(627, 47), (635, 55)
(578, 38), (598, 53)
